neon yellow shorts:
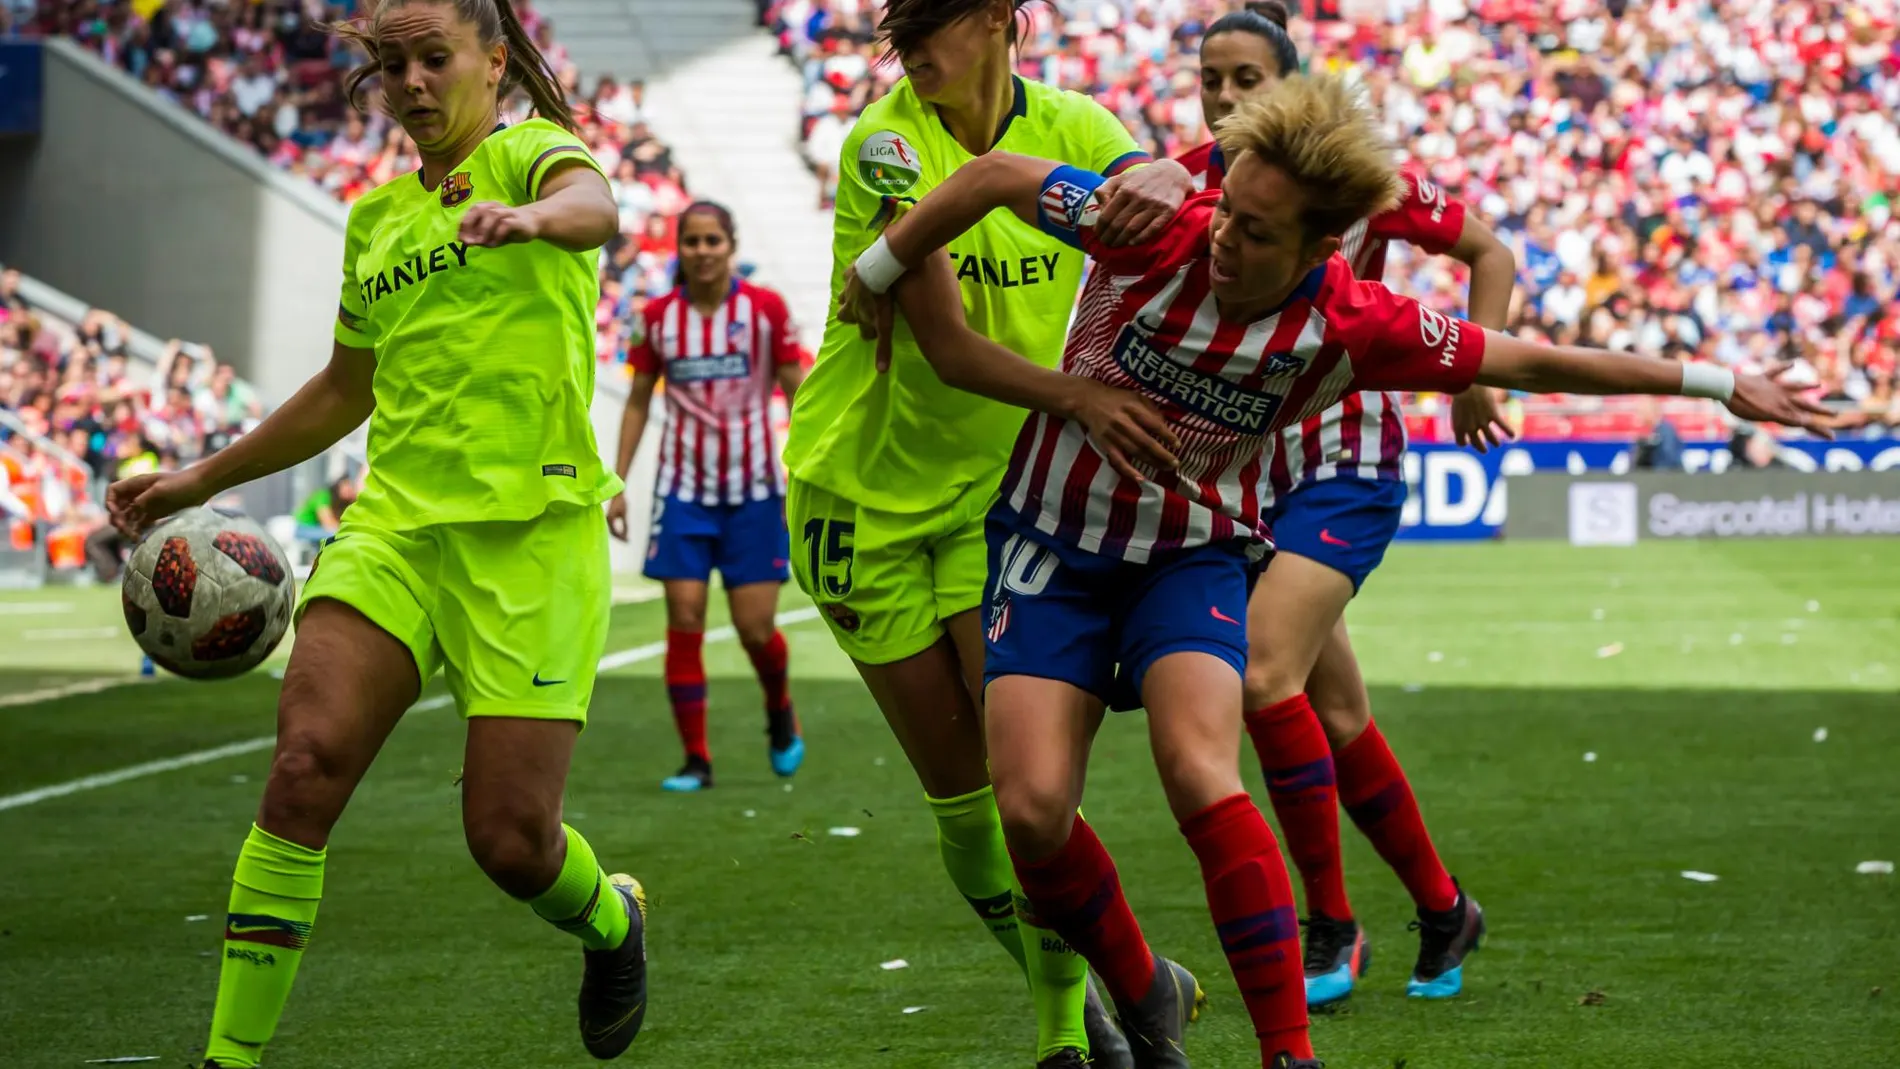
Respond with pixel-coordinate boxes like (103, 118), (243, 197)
(295, 504), (611, 722)
(786, 475), (991, 665)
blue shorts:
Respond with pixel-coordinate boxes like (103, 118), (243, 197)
(981, 515), (1253, 712)
(1263, 477), (1407, 592)
(643, 494), (790, 588)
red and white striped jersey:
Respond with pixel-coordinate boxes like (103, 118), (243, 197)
(1179, 147), (1469, 503)
(628, 279), (804, 505)
(1006, 180), (1484, 562)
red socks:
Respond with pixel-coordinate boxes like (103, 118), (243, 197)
(1181, 794), (1312, 1063)
(1245, 695), (1351, 921)
(744, 629), (796, 726)
(663, 629), (709, 762)
(1011, 817), (1157, 1004)
(1335, 720), (1457, 913)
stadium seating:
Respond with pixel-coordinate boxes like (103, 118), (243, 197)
(27, 0), (693, 369)
(0, 262), (262, 574)
(768, 0), (1900, 436)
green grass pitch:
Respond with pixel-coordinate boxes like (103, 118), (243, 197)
(1, 539), (1895, 1068)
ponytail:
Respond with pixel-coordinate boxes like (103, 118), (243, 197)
(332, 0), (575, 131)
(1206, 0), (1301, 78)
(492, 0), (576, 131)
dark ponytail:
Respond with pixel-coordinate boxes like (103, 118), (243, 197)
(876, 0), (1050, 61)
(1206, 0), (1300, 78)
(334, 0), (576, 132)
(672, 200), (737, 290)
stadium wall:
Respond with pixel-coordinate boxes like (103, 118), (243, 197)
(0, 38), (343, 405)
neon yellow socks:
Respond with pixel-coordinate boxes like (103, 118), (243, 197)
(527, 824), (629, 952)
(204, 824), (325, 1069)
(927, 786), (1089, 1059)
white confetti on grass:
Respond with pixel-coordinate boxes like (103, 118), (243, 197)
(1401, 682), (1424, 693)
(84, 1059), (161, 1065)
(1680, 870), (1720, 883)
(1596, 642), (1624, 659)
(743, 810), (757, 818)
(880, 959), (909, 970)
(1857, 861), (1894, 875)
(1583, 752), (1598, 763)
(1781, 633), (1798, 645)
(185, 914), (208, 922)
(828, 827), (861, 838)
(1806, 600), (1821, 612)
(1729, 633), (1745, 645)
(1591, 608), (1605, 621)
(1813, 727), (1828, 742)
(902, 1006), (928, 1014)
(1427, 651), (1444, 663)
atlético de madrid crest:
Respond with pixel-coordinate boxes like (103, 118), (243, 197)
(440, 172), (474, 208)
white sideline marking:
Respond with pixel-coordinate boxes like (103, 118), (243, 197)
(24, 626), (122, 641)
(0, 676), (142, 710)
(0, 601), (75, 616)
(0, 606), (824, 812)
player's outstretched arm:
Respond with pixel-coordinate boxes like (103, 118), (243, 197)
(1475, 332), (1835, 437)
(107, 342), (378, 535)
(878, 253), (1179, 481)
(459, 161), (618, 251)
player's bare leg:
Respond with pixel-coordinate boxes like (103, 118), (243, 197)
(987, 675), (1169, 1069)
(201, 599), (418, 1068)
(660, 579), (714, 791)
(728, 580), (802, 776)
(1146, 651), (1313, 1067)
(464, 716), (648, 1058)
(1241, 552), (1366, 1006)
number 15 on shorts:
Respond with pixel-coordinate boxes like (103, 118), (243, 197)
(802, 518), (854, 597)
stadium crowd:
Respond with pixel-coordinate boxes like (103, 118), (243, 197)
(770, 0), (1900, 430)
(23, 0), (696, 366)
(0, 267), (262, 567)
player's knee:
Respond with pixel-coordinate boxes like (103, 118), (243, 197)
(1242, 652), (1303, 713)
(258, 735), (348, 839)
(464, 807), (562, 898)
(735, 620), (778, 652)
(1312, 690), (1371, 750)
(667, 605), (708, 633)
(1154, 749), (1246, 824)
(993, 776), (1075, 860)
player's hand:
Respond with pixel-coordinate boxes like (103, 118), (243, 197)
(605, 494), (630, 542)
(1070, 381), (1180, 483)
(458, 202), (539, 247)
(1092, 159), (1193, 248)
(1725, 363), (1836, 438)
(839, 266), (898, 373)
(107, 470), (210, 539)
(1451, 386), (1514, 453)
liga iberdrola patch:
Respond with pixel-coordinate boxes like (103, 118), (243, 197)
(858, 131), (922, 196)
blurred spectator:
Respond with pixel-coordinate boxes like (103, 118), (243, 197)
(292, 473), (356, 546)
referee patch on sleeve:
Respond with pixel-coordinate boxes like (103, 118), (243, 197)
(542, 464), (578, 478)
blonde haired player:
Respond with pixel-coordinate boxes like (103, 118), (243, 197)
(846, 71), (1829, 1069)
(107, 0), (648, 1062)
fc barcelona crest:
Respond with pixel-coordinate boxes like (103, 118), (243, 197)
(440, 172), (474, 208)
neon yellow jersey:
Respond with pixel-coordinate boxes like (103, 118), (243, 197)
(782, 77), (1147, 514)
(334, 118), (622, 530)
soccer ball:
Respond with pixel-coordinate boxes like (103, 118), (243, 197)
(122, 506), (296, 680)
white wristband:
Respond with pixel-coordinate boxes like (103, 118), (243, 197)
(1679, 363), (1735, 402)
(854, 235), (908, 295)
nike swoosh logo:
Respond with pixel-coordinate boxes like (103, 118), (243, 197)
(1210, 605), (1239, 625)
(532, 673), (566, 687)
(584, 1001), (642, 1040)
(1318, 528), (1352, 548)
